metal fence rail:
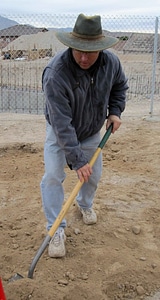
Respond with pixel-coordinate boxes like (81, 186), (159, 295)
(0, 14), (159, 115)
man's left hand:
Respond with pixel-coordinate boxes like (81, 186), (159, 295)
(106, 115), (122, 133)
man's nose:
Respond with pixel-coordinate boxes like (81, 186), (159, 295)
(80, 53), (88, 60)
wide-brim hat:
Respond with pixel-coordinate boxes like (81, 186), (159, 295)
(56, 14), (119, 52)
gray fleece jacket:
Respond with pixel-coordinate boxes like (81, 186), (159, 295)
(42, 48), (128, 170)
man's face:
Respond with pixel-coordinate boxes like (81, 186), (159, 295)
(72, 49), (100, 69)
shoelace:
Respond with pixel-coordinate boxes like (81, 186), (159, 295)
(51, 232), (61, 247)
(84, 209), (92, 215)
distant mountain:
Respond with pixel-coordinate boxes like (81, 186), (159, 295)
(0, 15), (18, 30)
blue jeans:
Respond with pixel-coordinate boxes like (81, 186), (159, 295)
(40, 122), (102, 230)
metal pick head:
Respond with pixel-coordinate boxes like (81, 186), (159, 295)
(8, 273), (24, 283)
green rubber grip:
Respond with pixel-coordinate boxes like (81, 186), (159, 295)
(98, 124), (113, 149)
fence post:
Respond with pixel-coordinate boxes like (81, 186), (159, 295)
(149, 17), (159, 117)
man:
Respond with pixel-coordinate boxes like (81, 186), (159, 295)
(41, 14), (128, 258)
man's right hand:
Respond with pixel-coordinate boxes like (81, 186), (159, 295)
(76, 163), (93, 182)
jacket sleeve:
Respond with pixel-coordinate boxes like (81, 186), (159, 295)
(108, 58), (128, 117)
(42, 68), (88, 170)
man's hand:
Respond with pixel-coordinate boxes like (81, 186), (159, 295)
(76, 163), (93, 182)
(106, 115), (122, 133)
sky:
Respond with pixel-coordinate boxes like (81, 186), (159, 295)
(0, 0), (160, 16)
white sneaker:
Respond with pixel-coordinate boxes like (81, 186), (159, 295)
(48, 227), (66, 258)
(80, 207), (97, 225)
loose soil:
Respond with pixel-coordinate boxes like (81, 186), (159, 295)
(0, 100), (160, 300)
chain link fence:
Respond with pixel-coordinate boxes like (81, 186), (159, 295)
(0, 14), (159, 115)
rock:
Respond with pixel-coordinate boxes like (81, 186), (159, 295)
(13, 243), (19, 249)
(132, 225), (141, 235)
(74, 228), (81, 235)
(9, 231), (18, 238)
(25, 232), (31, 236)
(58, 279), (68, 286)
(66, 272), (75, 281)
(139, 257), (146, 261)
(79, 273), (88, 280)
(136, 285), (145, 295)
(151, 263), (157, 269)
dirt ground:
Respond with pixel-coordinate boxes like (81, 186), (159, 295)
(0, 99), (160, 300)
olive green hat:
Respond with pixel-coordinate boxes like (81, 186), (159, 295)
(56, 13), (119, 52)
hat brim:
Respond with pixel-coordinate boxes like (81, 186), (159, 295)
(56, 31), (119, 52)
